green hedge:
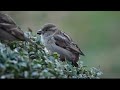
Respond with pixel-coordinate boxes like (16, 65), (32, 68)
(0, 31), (103, 79)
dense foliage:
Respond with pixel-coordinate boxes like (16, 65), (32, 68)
(0, 31), (103, 79)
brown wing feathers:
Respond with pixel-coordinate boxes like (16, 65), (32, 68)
(54, 34), (84, 56)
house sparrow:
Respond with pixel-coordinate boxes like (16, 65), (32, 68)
(0, 12), (37, 46)
(37, 23), (85, 67)
(0, 12), (25, 41)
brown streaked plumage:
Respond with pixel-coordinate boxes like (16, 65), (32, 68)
(0, 12), (38, 46)
(0, 13), (25, 41)
(37, 23), (85, 67)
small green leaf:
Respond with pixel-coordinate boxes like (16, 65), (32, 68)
(52, 52), (60, 59)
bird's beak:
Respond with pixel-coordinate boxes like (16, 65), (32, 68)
(37, 29), (43, 35)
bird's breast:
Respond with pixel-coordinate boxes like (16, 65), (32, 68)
(41, 35), (80, 62)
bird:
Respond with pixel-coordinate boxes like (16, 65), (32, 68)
(0, 12), (25, 41)
(37, 23), (85, 67)
(0, 12), (38, 47)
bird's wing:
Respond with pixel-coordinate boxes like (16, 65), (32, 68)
(0, 13), (25, 41)
(71, 42), (85, 56)
(0, 13), (16, 25)
(54, 34), (70, 49)
(54, 34), (85, 56)
(0, 23), (25, 41)
(0, 12), (39, 47)
(0, 12), (24, 33)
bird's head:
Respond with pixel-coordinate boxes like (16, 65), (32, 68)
(37, 23), (58, 37)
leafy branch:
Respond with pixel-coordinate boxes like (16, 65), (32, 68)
(0, 31), (103, 79)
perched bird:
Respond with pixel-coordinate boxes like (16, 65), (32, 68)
(0, 12), (37, 46)
(37, 23), (85, 67)
(0, 12), (25, 41)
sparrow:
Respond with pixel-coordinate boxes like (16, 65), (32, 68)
(37, 23), (85, 67)
(0, 12), (37, 46)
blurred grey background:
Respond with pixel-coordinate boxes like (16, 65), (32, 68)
(2, 11), (120, 78)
